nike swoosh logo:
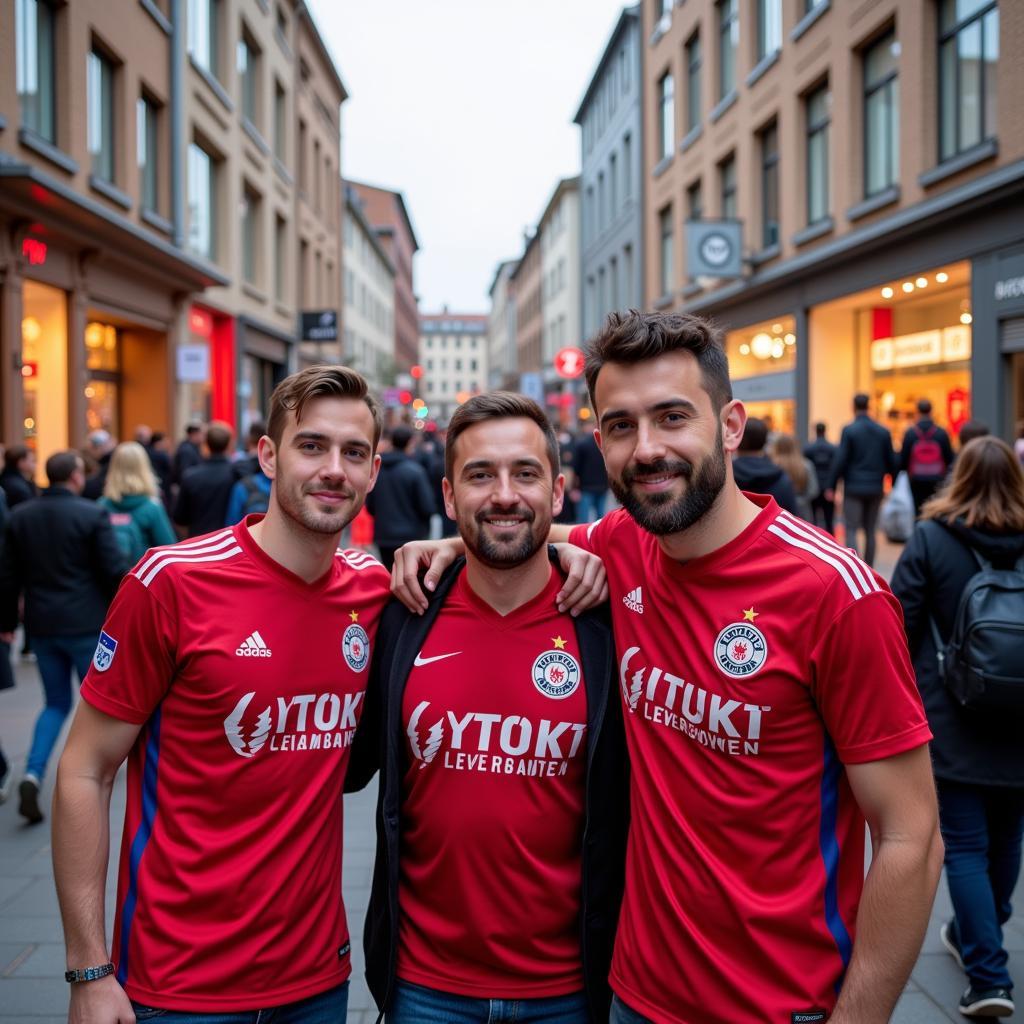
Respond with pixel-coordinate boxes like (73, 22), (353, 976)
(413, 651), (463, 667)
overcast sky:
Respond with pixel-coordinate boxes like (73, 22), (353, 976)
(306, 0), (628, 314)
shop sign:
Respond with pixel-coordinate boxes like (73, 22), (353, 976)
(947, 387), (970, 435)
(942, 325), (971, 362)
(176, 344), (210, 383)
(871, 328), (971, 372)
(732, 370), (795, 402)
(301, 310), (338, 342)
(994, 251), (1024, 304)
(189, 308), (214, 339)
(686, 221), (744, 279)
(995, 276), (1024, 303)
(21, 238), (47, 266)
(519, 372), (544, 404)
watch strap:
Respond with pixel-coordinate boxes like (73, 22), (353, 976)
(65, 963), (115, 983)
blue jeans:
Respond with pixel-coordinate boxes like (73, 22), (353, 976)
(130, 981), (348, 1022)
(937, 777), (1024, 991)
(577, 489), (607, 524)
(26, 633), (97, 780)
(387, 979), (588, 1023)
(609, 994), (652, 1023)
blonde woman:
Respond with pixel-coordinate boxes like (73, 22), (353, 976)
(769, 433), (819, 521)
(99, 441), (176, 563)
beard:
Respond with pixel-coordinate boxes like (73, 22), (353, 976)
(275, 480), (361, 536)
(609, 430), (727, 536)
(459, 503), (549, 569)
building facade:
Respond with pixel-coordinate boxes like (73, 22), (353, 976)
(575, 5), (644, 339)
(343, 185), (396, 392)
(487, 258), (518, 390)
(510, 229), (543, 405)
(642, 0), (1024, 442)
(419, 312), (488, 425)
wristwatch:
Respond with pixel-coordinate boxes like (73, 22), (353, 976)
(65, 963), (115, 983)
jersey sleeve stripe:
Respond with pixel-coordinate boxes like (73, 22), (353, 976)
(138, 546), (243, 588)
(819, 736), (854, 972)
(136, 531), (236, 577)
(766, 523), (866, 600)
(775, 511), (880, 595)
(586, 517), (603, 543)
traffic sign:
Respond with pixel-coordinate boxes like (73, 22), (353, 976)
(554, 347), (585, 379)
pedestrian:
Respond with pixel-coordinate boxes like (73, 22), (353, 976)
(137, 424), (173, 505)
(366, 425), (435, 571)
(829, 393), (898, 567)
(224, 458), (271, 524)
(349, 393), (626, 1023)
(957, 419), (990, 449)
(98, 442), (176, 563)
(804, 421), (838, 534)
(233, 420), (266, 479)
(0, 450), (126, 824)
(173, 420), (237, 537)
(172, 421), (204, 487)
(0, 443), (39, 507)
(770, 433), (819, 521)
(890, 435), (1024, 1020)
(572, 429), (608, 523)
(0, 484), (14, 805)
(731, 417), (799, 513)
(900, 398), (955, 515)
(399, 310), (942, 1024)
(414, 428), (450, 537)
(556, 427), (579, 524)
(82, 429), (117, 500)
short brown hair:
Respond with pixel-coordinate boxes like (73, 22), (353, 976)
(584, 310), (732, 412)
(205, 421), (234, 455)
(267, 365), (382, 450)
(445, 392), (560, 481)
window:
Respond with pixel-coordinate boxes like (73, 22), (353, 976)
(273, 80), (286, 161)
(757, 0), (782, 62)
(760, 123), (779, 247)
(16, 0), (56, 142)
(658, 71), (675, 162)
(717, 0), (738, 99)
(188, 0), (219, 77)
(274, 214), (286, 301)
(241, 185), (261, 285)
(623, 133), (632, 198)
(137, 96), (159, 211)
(939, 0), (998, 162)
(344, 268), (354, 305)
(87, 49), (115, 183)
(685, 31), (702, 131)
(598, 172), (606, 231)
(187, 142), (216, 260)
(610, 152), (618, 214)
(719, 154), (737, 219)
(623, 245), (634, 306)
(298, 119), (307, 191)
(659, 205), (674, 298)
(313, 138), (321, 211)
(864, 32), (899, 196)
(687, 179), (704, 220)
(806, 84), (831, 224)
(610, 256), (619, 311)
(237, 30), (259, 126)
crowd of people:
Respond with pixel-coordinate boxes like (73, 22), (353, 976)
(0, 311), (1021, 1023)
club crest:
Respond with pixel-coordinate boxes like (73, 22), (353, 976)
(92, 631), (118, 673)
(532, 649), (581, 700)
(342, 623), (370, 673)
(714, 622), (768, 677)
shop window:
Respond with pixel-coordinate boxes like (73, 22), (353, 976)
(806, 84), (831, 225)
(726, 316), (798, 435)
(87, 48), (116, 183)
(717, 0), (738, 100)
(187, 141), (217, 261)
(657, 70), (674, 161)
(137, 94), (160, 212)
(719, 153), (737, 219)
(658, 205), (674, 299)
(938, 0), (998, 162)
(864, 32), (899, 197)
(84, 320), (120, 437)
(756, 0), (782, 62)
(188, 0), (221, 79)
(16, 0), (56, 143)
(21, 280), (69, 456)
(760, 124), (779, 248)
(686, 31), (701, 132)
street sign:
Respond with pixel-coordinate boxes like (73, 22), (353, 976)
(554, 346), (585, 379)
(176, 344), (209, 382)
(519, 372), (544, 404)
(686, 221), (744, 278)
(300, 310), (338, 342)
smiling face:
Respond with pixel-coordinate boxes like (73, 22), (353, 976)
(259, 395), (381, 536)
(594, 350), (745, 537)
(443, 417), (564, 569)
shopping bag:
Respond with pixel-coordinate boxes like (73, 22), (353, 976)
(880, 471), (915, 542)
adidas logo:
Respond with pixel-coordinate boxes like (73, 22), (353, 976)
(622, 586), (644, 614)
(236, 630), (272, 658)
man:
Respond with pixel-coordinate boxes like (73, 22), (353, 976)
(829, 393), (898, 566)
(0, 443), (39, 507)
(573, 428), (609, 523)
(136, 425), (173, 505)
(83, 429), (117, 500)
(731, 416), (798, 513)
(0, 451), (126, 823)
(366, 425), (435, 570)
(804, 421), (839, 535)
(172, 421), (204, 487)
(900, 398), (955, 515)
(398, 312), (943, 1024)
(51, 366), (390, 1024)
(348, 393), (626, 1023)
(173, 420), (237, 537)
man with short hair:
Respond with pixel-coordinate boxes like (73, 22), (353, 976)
(83, 430), (117, 500)
(0, 443), (38, 508)
(172, 421), (204, 487)
(900, 398), (955, 515)
(349, 393), (626, 1023)
(173, 420), (237, 537)
(731, 416), (798, 513)
(804, 422), (839, 535)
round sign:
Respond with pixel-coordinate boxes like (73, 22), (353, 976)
(554, 347), (585, 379)
(699, 232), (733, 269)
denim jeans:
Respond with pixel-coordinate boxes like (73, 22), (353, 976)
(387, 979), (589, 1023)
(130, 980), (348, 1022)
(609, 994), (653, 1023)
(26, 633), (97, 780)
(937, 777), (1024, 991)
(576, 489), (607, 524)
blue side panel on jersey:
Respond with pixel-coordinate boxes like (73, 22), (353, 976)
(819, 735), (854, 991)
(116, 706), (162, 986)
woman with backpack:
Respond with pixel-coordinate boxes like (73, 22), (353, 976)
(99, 441), (177, 564)
(891, 436), (1024, 1020)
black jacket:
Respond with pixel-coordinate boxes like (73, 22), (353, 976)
(0, 469), (38, 508)
(0, 487), (127, 637)
(890, 518), (1024, 787)
(365, 451), (435, 547)
(172, 439), (202, 486)
(345, 555), (628, 1021)
(899, 418), (955, 481)
(732, 454), (798, 514)
(828, 413), (897, 496)
(803, 438), (838, 492)
(573, 433), (608, 492)
(83, 450), (114, 501)
(174, 456), (237, 537)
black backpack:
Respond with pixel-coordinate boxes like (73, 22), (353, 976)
(930, 546), (1024, 713)
(240, 475), (269, 516)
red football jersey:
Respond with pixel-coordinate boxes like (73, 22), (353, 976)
(80, 519), (389, 1011)
(397, 567), (588, 997)
(569, 496), (931, 1023)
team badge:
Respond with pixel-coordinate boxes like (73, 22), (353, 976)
(714, 622), (768, 677)
(532, 649), (581, 700)
(342, 623), (370, 673)
(92, 631), (118, 673)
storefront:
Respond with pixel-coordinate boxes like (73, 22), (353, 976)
(725, 315), (797, 435)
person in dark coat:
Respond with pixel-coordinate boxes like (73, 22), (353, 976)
(731, 417), (798, 514)
(0, 486), (12, 804)
(828, 393), (898, 567)
(804, 421), (838, 534)
(173, 421), (237, 538)
(82, 429), (116, 500)
(0, 450), (127, 824)
(414, 430), (449, 536)
(573, 429), (609, 522)
(900, 398), (955, 515)
(172, 422), (204, 487)
(890, 436), (1024, 1020)
(366, 425), (434, 571)
(0, 444), (39, 508)
(136, 425), (174, 506)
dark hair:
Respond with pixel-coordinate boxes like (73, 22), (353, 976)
(917, 398), (933, 416)
(186, 423), (203, 437)
(46, 450), (82, 485)
(205, 421), (234, 455)
(739, 417), (768, 452)
(4, 444), (30, 472)
(584, 310), (731, 412)
(267, 365), (382, 450)
(815, 422), (827, 438)
(445, 392), (560, 481)
(390, 425), (414, 452)
(958, 420), (989, 447)
(853, 393), (870, 412)
(247, 421), (266, 447)
(151, 431), (166, 445)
